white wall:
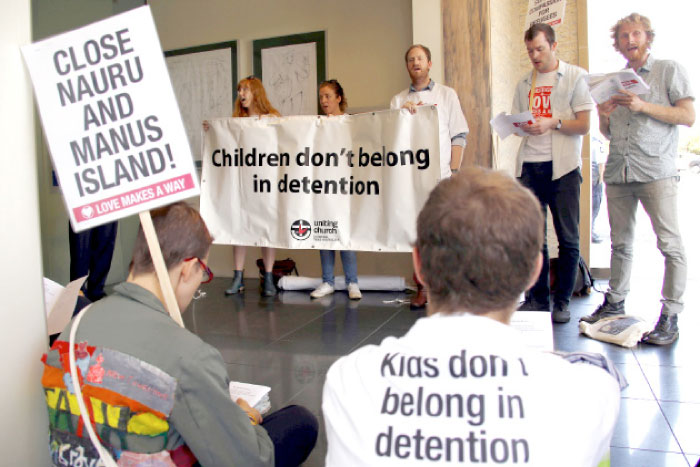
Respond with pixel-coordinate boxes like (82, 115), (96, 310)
(149, 0), (412, 112)
(411, 0), (444, 85)
(0, 0), (50, 463)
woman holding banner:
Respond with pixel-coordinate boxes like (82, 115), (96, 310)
(205, 76), (281, 297)
(310, 80), (362, 300)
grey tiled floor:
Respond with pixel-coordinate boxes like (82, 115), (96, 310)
(183, 276), (700, 467)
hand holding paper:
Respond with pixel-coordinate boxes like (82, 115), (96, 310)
(610, 89), (647, 113)
(229, 381), (272, 415)
(490, 111), (536, 139)
(586, 69), (650, 104)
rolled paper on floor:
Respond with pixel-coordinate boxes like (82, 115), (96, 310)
(277, 275), (406, 291)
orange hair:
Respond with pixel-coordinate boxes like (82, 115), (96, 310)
(233, 76), (280, 117)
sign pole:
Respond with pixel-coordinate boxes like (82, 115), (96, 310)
(139, 211), (184, 327)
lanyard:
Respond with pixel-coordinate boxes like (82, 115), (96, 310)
(528, 69), (538, 112)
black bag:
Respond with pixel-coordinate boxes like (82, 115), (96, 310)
(256, 257), (299, 285)
(550, 256), (593, 296)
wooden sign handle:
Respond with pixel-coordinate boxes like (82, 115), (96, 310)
(138, 211), (184, 327)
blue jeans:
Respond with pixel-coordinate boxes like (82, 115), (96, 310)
(606, 177), (686, 315)
(518, 163), (582, 306)
(320, 250), (358, 285)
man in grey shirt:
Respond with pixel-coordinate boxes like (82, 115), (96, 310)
(581, 13), (695, 345)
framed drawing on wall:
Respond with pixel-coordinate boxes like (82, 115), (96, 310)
(252, 31), (326, 116)
(165, 41), (238, 164)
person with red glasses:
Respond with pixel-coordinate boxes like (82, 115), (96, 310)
(41, 202), (318, 466)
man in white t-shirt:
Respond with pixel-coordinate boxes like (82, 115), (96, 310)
(323, 167), (620, 467)
(390, 44), (469, 308)
(511, 23), (594, 323)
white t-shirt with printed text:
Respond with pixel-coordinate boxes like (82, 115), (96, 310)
(323, 312), (619, 466)
(522, 70), (557, 162)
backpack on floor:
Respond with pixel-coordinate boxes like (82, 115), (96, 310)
(550, 256), (593, 296)
(256, 258), (299, 285)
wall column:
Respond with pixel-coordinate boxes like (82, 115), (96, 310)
(0, 0), (51, 463)
(443, 0), (493, 168)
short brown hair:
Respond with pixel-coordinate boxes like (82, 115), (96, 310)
(524, 23), (556, 45)
(611, 13), (655, 52)
(405, 44), (431, 63)
(416, 168), (543, 314)
(130, 202), (213, 276)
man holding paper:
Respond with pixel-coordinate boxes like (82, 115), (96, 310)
(511, 23), (594, 323)
(581, 13), (695, 345)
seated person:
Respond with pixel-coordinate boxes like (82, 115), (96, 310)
(41, 202), (317, 467)
(323, 168), (620, 466)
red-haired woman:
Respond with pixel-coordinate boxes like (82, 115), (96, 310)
(204, 77), (281, 297)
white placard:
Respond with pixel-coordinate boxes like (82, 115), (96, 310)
(22, 6), (199, 232)
(200, 107), (441, 252)
(525, 0), (567, 29)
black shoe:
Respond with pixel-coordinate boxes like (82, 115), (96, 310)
(643, 314), (679, 345)
(592, 233), (603, 244)
(552, 303), (570, 323)
(260, 272), (276, 297)
(225, 270), (244, 295)
(517, 299), (550, 311)
(579, 297), (625, 323)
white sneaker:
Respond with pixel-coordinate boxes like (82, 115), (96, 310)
(347, 283), (362, 300)
(311, 282), (334, 298)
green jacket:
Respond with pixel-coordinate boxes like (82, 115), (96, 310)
(43, 282), (274, 466)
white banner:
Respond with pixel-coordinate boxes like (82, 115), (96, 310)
(200, 107), (441, 252)
(22, 6), (199, 232)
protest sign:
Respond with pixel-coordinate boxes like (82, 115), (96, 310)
(200, 107), (441, 252)
(23, 5), (194, 326)
(22, 6), (199, 232)
(525, 0), (566, 29)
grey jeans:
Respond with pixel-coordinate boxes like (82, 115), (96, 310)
(606, 177), (686, 315)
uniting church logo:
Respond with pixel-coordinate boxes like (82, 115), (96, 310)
(290, 219), (311, 241)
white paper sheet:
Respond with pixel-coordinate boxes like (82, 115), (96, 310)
(44, 276), (87, 335)
(586, 68), (650, 104)
(490, 111), (535, 139)
(229, 381), (271, 409)
(510, 311), (554, 352)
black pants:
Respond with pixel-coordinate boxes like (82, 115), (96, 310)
(68, 221), (118, 301)
(518, 162), (581, 306)
(261, 405), (318, 467)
